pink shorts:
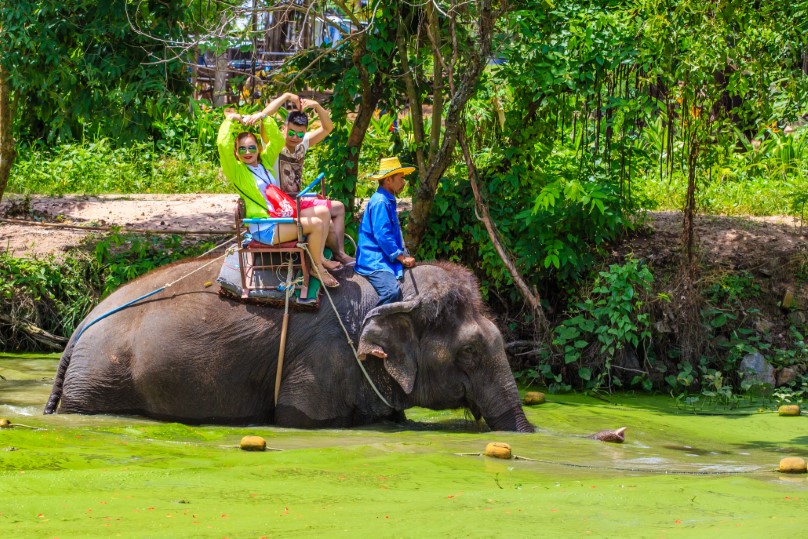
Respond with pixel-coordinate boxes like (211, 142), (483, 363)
(299, 198), (332, 210)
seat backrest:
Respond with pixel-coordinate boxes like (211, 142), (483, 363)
(235, 197), (246, 221)
(234, 198), (247, 243)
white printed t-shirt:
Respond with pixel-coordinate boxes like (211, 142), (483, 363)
(273, 134), (311, 195)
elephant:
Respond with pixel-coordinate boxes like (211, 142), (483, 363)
(44, 258), (535, 433)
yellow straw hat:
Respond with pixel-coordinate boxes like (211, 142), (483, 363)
(368, 157), (416, 181)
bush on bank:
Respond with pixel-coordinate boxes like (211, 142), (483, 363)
(0, 233), (217, 351)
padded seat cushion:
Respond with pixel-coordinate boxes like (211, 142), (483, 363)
(246, 239), (300, 249)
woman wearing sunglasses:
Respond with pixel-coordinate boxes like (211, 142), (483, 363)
(244, 94), (355, 268)
(217, 106), (339, 288)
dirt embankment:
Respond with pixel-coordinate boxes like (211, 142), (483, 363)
(613, 212), (808, 367)
(1, 194), (238, 259)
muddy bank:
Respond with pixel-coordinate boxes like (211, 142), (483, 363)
(0, 194), (238, 259)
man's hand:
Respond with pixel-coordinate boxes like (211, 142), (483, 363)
(300, 98), (321, 111)
(301, 97), (333, 145)
(287, 93), (301, 110)
(400, 256), (416, 268)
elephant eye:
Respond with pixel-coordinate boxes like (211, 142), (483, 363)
(457, 344), (479, 368)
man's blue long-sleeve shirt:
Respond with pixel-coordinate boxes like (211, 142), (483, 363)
(355, 187), (404, 278)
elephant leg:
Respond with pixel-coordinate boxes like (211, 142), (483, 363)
(274, 404), (353, 428)
(60, 354), (142, 415)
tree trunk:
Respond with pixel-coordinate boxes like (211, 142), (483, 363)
(675, 121), (704, 366)
(213, 52), (228, 107)
(344, 76), (383, 212)
(213, 13), (229, 107)
(300, 0), (312, 49)
(0, 61), (15, 204)
(426, 2), (443, 162)
(342, 17), (397, 212)
(458, 125), (548, 333)
(803, 46), (807, 75)
(407, 64), (489, 250)
(405, 1), (499, 250)
(396, 19), (426, 179)
(0, 313), (67, 351)
(682, 134), (698, 283)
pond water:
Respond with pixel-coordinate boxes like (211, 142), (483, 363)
(1, 353), (807, 537)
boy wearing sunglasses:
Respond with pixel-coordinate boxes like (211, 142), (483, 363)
(243, 93), (333, 195)
(275, 100), (332, 196)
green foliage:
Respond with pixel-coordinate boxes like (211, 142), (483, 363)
(639, 126), (808, 216)
(435, 1), (808, 396)
(8, 138), (223, 195)
(665, 362), (696, 394)
(661, 289), (808, 405)
(93, 231), (214, 296)
(0, 252), (101, 346)
(415, 0), (654, 307)
(551, 258), (654, 390)
(0, 235), (214, 350)
(514, 356), (571, 395)
(148, 99), (222, 160)
(705, 271), (760, 306)
(698, 271), (767, 382)
(667, 359), (745, 409)
(1, 0), (192, 143)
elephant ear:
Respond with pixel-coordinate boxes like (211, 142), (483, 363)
(358, 300), (419, 395)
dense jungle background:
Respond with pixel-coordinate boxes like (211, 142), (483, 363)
(2, 0), (808, 406)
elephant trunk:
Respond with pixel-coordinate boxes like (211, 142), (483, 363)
(485, 405), (535, 433)
(474, 350), (535, 433)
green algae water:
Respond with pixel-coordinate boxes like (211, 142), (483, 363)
(1, 353), (807, 538)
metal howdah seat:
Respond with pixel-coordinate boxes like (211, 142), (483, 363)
(235, 173), (325, 300)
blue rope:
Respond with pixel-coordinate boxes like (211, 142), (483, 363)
(72, 287), (167, 344)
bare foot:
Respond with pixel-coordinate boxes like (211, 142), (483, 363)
(334, 253), (356, 266)
(316, 268), (340, 288)
(322, 259), (342, 271)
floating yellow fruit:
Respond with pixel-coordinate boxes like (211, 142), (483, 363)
(240, 435), (267, 451)
(523, 392), (546, 405)
(0, 418), (11, 428)
(483, 442), (512, 459)
(779, 457), (807, 474)
(778, 405), (801, 416)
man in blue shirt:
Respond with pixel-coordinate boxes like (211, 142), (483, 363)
(355, 157), (417, 306)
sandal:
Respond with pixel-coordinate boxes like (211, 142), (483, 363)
(317, 268), (340, 288)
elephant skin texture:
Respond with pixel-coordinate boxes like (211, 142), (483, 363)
(44, 259), (534, 432)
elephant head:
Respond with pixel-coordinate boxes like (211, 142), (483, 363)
(356, 264), (535, 433)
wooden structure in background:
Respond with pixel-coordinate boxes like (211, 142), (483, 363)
(192, 2), (337, 105)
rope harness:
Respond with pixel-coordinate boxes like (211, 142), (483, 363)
(274, 256), (295, 407)
(71, 251), (229, 343)
(70, 238), (392, 410)
(301, 243), (394, 410)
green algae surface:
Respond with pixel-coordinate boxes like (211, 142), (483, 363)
(2, 353), (807, 537)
